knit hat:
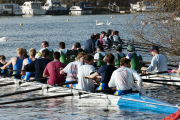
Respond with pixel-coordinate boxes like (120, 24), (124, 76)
(116, 45), (122, 50)
(127, 45), (135, 52)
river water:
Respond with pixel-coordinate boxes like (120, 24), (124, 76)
(0, 14), (178, 119)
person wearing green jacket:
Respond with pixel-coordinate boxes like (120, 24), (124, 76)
(126, 45), (143, 73)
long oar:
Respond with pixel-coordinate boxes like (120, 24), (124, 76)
(0, 93), (73, 105)
(9, 69), (34, 72)
(143, 81), (180, 87)
(4, 74), (21, 77)
(143, 79), (180, 83)
(140, 61), (178, 67)
(0, 82), (16, 87)
(0, 87), (44, 98)
(28, 78), (47, 82)
(55, 81), (78, 86)
(140, 71), (168, 76)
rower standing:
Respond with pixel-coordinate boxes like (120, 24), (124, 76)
(126, 45), (143, 73)
(108, 57), (142, 95)
(141, 45), (168, 74)
(35, 41), (54, 61)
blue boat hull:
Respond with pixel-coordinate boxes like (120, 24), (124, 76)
(117, 93), (178, 114)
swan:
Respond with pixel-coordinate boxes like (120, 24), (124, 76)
(162, 20), (168, 24)
(148, 21), (154, 24)
(174, 17), (180, 21)
(106, 20), (111, 25)
(95, 20), (104, 25)
(140, 20), (148, 25)
(0, 37), (8, 42)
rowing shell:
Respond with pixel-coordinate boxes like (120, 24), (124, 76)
(0, 77), (178, 114)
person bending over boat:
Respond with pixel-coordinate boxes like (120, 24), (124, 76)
(0, 55), (12, 76)
(141, 45), (168, 74)
(43, 51), (66, 86)
(84, 34), (96, 54)
(60, 52), (86, 88)
(75, 55), (95, 91)
(58, 42), (70, 65)
(94, 45), (106, 68)
(126, 45), (143, 73)
(21, 48), (36, 80)
(0, 47), (25, 79)
(108, 57), (142, 95)
(35, 41), (54, 61)
(66, 42), (84, 59)
(86, 53), (117, 90)
(113, 45), (126, 68)
(24, 49), (51, 83)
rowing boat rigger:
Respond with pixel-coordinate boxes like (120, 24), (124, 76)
(0, 77), (178, 114)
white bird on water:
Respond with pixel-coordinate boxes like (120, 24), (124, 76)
(0, 37), (8, 42)
(106, 20), (111, 25)
(162, 20), (168, 24)
(140, 20), (148, 25)
(95, 20), (104, 25)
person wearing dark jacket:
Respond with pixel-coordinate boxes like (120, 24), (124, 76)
(84, 34), (96, 54)
(24, 49), (51, 83)
(66, 42), (84, 58)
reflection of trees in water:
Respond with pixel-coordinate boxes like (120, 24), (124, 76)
(122, 0), (180, 62)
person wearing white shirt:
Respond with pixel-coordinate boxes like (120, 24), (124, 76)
(60, 52), (86, 88)
(35, 41), (54, 60)
(108, 57), (142, 96)
(76, 55), (95, 91)
(58, 42), (68, 55)
(141, 45), (168, 74)
(113, 31), (122, 46)
(94, 45), (106, 67)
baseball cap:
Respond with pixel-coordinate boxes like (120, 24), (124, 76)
(149, 45), (159, 51)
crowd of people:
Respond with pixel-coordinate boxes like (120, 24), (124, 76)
(0, 29), (169, 95)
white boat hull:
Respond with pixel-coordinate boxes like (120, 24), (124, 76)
(70, 10), (92, 15)
(22, 9), (46, 15)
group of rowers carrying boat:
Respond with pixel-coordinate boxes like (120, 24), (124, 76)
(0, 29), (175, 96)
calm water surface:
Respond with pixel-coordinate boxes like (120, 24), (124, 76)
(0, 14), (177, 119)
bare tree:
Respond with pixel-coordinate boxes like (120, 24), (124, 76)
(123, 0), (180, 63)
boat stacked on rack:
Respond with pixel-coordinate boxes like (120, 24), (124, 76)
(0, 77), (178, 114)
